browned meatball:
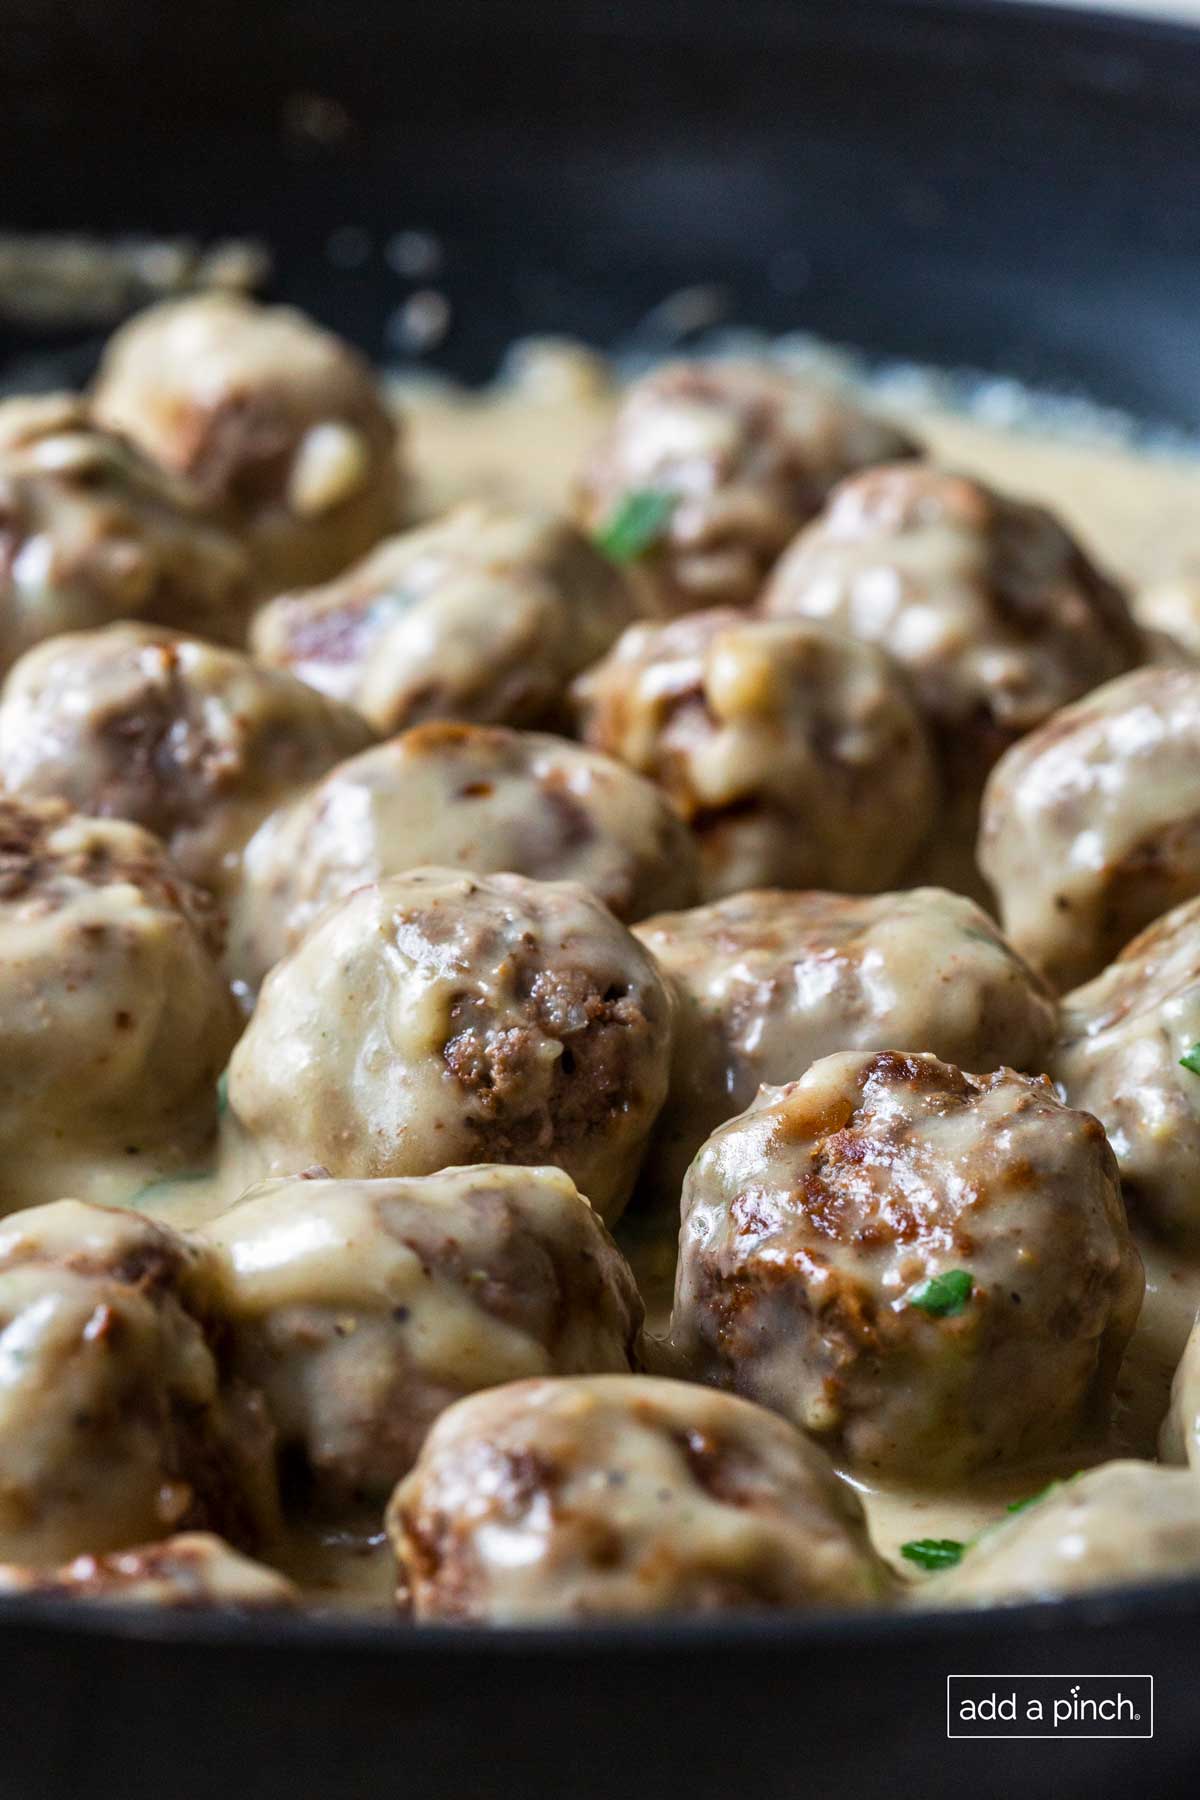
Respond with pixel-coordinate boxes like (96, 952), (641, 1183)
(1052, 897), (1200, 1242)
(1135, 574), (1200, 662)
(0, 1201), (278, 1564)
(671, 1051), (1143, 1483)
(233, 722), (700, 985)
(571, 611), (936, 900)
(224, 868), (674, 1224)
(0, 1534), (298, 1609)
(387, 1374), (892, 1621)
(0, 393), (252, 666)
(204, 1165), (642, 1508)
(763, 466), (1140, 889)
(0, 623), (373, 909)
(979, 667), (1200, 992)
(93, 294), (402, 594)
(764, 465), (1138, 768)
(634, 887), (1058, 1207)
(0, 795), (240, 1208)
(250, 501), (639, 736)
(575, 360), (918, 616)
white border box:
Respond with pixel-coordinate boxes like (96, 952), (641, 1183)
(946, 1675), (1154, 1739)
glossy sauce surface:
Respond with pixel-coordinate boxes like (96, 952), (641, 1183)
(138, 350), (1200, 1604)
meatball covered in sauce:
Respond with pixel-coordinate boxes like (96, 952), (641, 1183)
(0, 623), (373, 909)
(0, 796), (239, 1208)
(1161, 1313), (1200, 1470)
(205, 1165), (642, 1508)
(571, 611), (936, 900)
(387, 1374), (891, 1621)
(233, 721), (700, 985)
(225, 868), (673, 1224)
(0, 1533), (297, 1609)
(671, 1051), (1142, 1483)
(1052, 897), (1200, 1242)
(763, 465), (1140, 827)
(0, 394), (251, 668)
(634, 887), (1058, 1206)
(0, 1201), (277, 1564)
(931, 1463), (1200, 1605)
(93, 293), (402, 595)
(1135, 574), (1200, 663)
(251, 501), (638, 736)
(980, 667), (1200, 992)
(575, 360), (918, 616)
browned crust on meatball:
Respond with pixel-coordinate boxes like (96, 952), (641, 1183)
(442, 954), (664, 1165)
(576, 362), (920, 616)
(0, 793), (223, 954)
(765, 464), (1140, 785)
(672, 1052), (1141, 1481)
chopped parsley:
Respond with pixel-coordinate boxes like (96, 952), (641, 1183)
(906, 1268), (974, 1318)
(594, 489), (676, 563)
(1006, 1476), (1073, 1516)
(1180, 1043), (1200, 1076)
(900, 1538), (965, 1572)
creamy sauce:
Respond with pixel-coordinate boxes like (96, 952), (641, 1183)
(268, 1524), (396, 1613)
(621, 1206), (1200, 1573)
(138, 349), (1200, 1603)
(399, 370), (1200, 592)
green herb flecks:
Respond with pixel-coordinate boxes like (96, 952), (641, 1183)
(1181, 1043), (1200, 1076)
(900, 1538), (966, 1572)
(906, 1268), (974, 1318)
(594, 489), (676, 563)
(1006, 1474), (1077, 1517)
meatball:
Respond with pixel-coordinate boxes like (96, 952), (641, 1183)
(225, 868), (673, 1224)
(0, 1201), (277, 1564)
(634, 887), (1058, 1207)
(571, 611), (936, 900)
(250, 501), (638, 736)
(387, 1374), (891, 1621)
(0, 393), (251, 668)
(932, 1463), (1200, 1605)
(1161, 1314), (1200, 1469)
(233, 722), (700, 985)
(0, 1534), (298, 1609)
(762, 466), (1140, 837)
(93, 294), (402, 594)
(0, 796), (239, 1208)
(1135, 574), (1200, 662)
(204, 1165), (642, 1508)
(1052, 897), (1200, 1242)
(979, 667), (1200, 992)
(671, 1051), (1142, 1483)
(574, 360), (917, 616)
(0, 623), (374, 908)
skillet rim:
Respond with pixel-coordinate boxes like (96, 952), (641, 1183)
(0, 1567), (1195, 1654)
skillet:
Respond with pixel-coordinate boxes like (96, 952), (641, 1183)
(1, 2), (1199, 1794)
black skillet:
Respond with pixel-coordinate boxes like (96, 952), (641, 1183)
(1, 3), (1199, 1795)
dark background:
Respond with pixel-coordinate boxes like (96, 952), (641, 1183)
(3, 0), (1200, 420)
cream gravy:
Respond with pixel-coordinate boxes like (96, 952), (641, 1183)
(142, 346), (1200, 1602)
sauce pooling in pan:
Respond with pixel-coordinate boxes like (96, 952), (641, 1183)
(2, 301), (1200, 1618)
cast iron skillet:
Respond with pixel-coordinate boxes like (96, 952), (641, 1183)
(1, 3), (1199, 1795)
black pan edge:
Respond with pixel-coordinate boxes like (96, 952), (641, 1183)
(0, 1565), (1197, 1656)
